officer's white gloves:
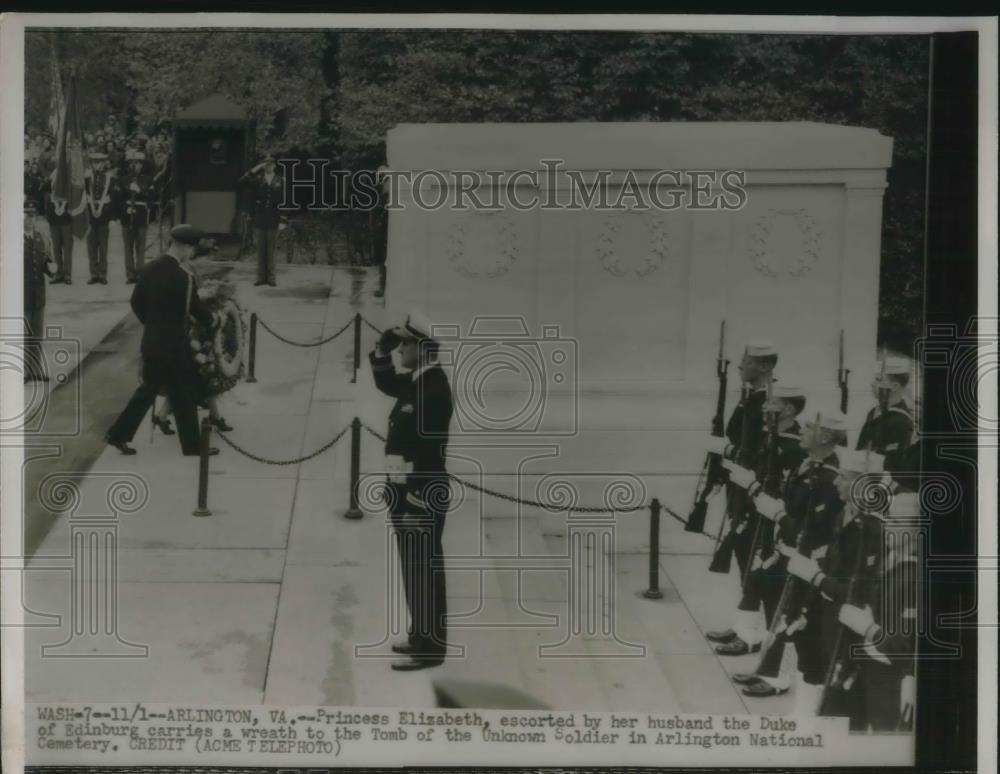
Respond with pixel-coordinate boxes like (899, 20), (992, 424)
(786, 553), (822, 584)
(722, 459), (756, 490)
(754, 492), (785, 522)
(702, 435), (728, 456)
(838, 603), (877, 638)
(384, 454), (411, 484)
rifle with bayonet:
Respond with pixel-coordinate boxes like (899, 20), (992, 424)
(710, 350), (752, 574)
(740, 376), (778, 591)
(686, 320), (730, 533)
(838, 329), (850, 415)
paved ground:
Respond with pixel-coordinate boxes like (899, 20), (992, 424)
(23, 262), (794, 715)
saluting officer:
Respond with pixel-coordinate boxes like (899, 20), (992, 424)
(370, 311), (454, 671)
(239, 153), (286, 287)
(118, 150), (155, 283)
(84, 151), (119, 285)
(718, 386), (808, 661)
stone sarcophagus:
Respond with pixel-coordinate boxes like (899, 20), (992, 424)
(379, 122), (893, 514)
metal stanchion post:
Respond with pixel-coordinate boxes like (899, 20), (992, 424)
(343, 417), (363, 520)
(351, 312), (362, 384)
(246, 312), (258, 383)
(192, 417), (213, 517)
(643, 498), (663, 599)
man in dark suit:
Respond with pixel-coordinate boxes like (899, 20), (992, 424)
(105, 224), (220, 457)
(23, 196), (59, 382)
(370, 311), (454, 670)
(239, 153), (286, 287)
(118, 151), (155, 284)
(39, 168), (74, 285)
(84, 151), (119, 285)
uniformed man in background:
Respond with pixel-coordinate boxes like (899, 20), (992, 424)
(370, 311), (454, 671)
(239, 153), (286, 287)
(40, 167), (74, 285)
(23, 195), (59, 382)
(118, 150), (155, 284)
(84, 151), (119, 285)
(856, 356), (914, 478)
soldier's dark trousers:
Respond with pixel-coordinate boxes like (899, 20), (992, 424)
(87, 223), (110, 280)
(731, 499), (758, 583)
(396, 509), (448, 656)
(107, 359), (200, 454)
(789, 599), (826, 685)
(123, 225), (147, 280)
(23, 309), (46, 379)
(255, 228), (277, 284)
(49, 222), (73, 278)
(849, 660), (908, 731)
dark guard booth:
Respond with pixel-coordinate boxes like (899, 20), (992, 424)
(173, 94), (255, 235)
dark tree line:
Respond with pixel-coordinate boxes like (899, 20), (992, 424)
(26, 29), (929, 349)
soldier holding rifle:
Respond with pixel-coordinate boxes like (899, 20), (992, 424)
(733, 410), (846, 711)
(856, 356), (916, 487)
(717, 386), (809, 665)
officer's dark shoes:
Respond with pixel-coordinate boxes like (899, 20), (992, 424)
(714, 637), (760, 656)
(731, 672), (765, 685)
(705, 628), (738, 644)
(106, 436), (137, 455)
(87, 277), (101, 285)
(741, 681), (788, 698)
(254, 280), (266, 286)
(390, 639), (420, 655)
(390, 655), (444, 671)
(126, 278), (136, 285)
(63, 277), (72, 285)
(373, 288), (384, 298)
(267, 280), (277, 287)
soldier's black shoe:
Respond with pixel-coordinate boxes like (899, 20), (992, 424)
(390, 655), (444, 671)
(126, 278), (136, 285)
(254, 280), (266, 286)
(63, 277), (72, 285)
(715, 637), (761, 656)
(183, 447), (220, 457)
(741, 681), (788, 697)
(100, 278), (108, 285)
(705, 628), (738, 644)
(391, 640), (420, 655)
(106, 436), (137, 455)
(267, 280), (277, 287)
(87, 277), (101, 285)
(731, 672), (766, 685)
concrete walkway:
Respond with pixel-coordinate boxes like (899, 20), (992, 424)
(24, 263), (793, 716)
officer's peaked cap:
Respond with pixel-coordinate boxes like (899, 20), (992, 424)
(397, 310), (435, 342)
(746, 340), (777, 358)
(170, 224), (206, 246)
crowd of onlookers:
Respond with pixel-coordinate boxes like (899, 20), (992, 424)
(24, 113), (173, 203)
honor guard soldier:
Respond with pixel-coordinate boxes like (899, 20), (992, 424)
(370, 311), (454, 671)
(704, 340), (777, 645)
(716, 386), (809, 661)
(23, 194), (59, 382)
(40, 168), (74, 284)
(84, 151), (119, 285)
(856, 356), (915, 482)
(118, 150), (155, 283)
(780, 449), (887, 721)
(239, 153), (286, 287)
(737, 409), (846, 708)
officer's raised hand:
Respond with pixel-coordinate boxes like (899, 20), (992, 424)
(377, 327), (402, 355)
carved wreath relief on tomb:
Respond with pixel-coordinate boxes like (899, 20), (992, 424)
(748, 208), (822, 278)
(595, 209), (670, 278)
(447, 210), (519, 279)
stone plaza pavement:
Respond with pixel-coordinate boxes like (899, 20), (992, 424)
(24, 263), (793, 716)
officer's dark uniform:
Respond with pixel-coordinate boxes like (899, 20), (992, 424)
(240, 167), (285, 286)
(724, 386), (768, 579)
(856, 401), (914, 480)
(117, 165), (155, 282)
(84, 163), (119, 283)
(776, 453), (843, 688)
(40, 176), (73, 283)
(370, 346), (454, 660)
(736, 422), (808, 628)
(23, 214), (56, 381)
(816, 537), (917, 730)
(811, 508), (884, 720)
(106, 249), (212, 454)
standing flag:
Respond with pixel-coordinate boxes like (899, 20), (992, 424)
(47, 34), (65, 140)
(52, 76), (89, 240)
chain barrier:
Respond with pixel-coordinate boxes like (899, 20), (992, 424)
(256, 315), (354, 348)
(214, 421), (352, 466)
(360, 316), (383, 335)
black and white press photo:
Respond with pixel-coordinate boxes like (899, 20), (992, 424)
(0, 13), (994, 773)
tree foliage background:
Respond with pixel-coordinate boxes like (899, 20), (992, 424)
(26, 29), (929, 350)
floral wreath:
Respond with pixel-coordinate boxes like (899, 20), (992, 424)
(189, 280), (247, 397)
